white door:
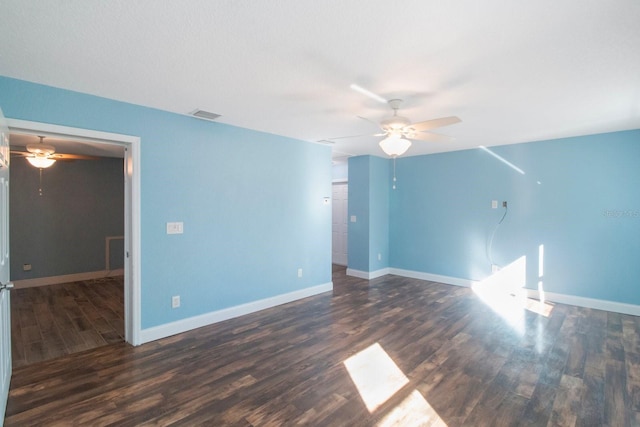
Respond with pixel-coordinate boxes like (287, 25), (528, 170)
(332, 183), (348, 265)
(0, 107), (12, 425)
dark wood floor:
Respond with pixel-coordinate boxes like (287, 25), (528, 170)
(10, 276), (124, 368)
(4, 265), (640, 426)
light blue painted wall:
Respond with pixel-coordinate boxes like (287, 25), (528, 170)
(347, 156), (370, 271)
(369, 156), (389, 271)
(347, 155), (389, 272)
(390, 130), (640, 304)
(0, 76), (332, 328)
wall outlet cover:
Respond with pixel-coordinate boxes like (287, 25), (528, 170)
(171, 295), (180, 308)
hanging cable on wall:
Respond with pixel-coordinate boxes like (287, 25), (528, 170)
(487, 201), (508, 270)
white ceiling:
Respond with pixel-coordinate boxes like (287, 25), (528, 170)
(9, 133), (125, 158)
(1, 1), (639, 162)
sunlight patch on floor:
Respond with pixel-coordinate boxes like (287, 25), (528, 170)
(376, 390), (448, 427)
(344, 342), (448, 425)
(343, 342), (409, 412)
(472, 255), (554, 335)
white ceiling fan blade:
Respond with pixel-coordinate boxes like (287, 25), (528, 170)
(409, 131), (455, 143)
(350, 84), (387, 104)
(357, 115), (382, 128)
(327, 132), (380, 141)
(410, 116), (461, 132)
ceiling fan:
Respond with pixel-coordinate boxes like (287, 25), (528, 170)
(11, 136), (97, 168)
(334, 84), (462, 157)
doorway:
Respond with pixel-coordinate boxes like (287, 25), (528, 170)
(9, 133), (126, 366)
(6, 119), (141, 351)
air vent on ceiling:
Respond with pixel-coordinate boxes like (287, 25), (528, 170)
(190, 109), (221, 121)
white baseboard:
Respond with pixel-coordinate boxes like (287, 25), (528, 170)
(347, 266), (640, 317)
(346, 268), (389, 280)
(139, 282), (334, 344)
(523, 289), (640, 317)
(12, 269), (125, 289)
(388, 268), (477, 288)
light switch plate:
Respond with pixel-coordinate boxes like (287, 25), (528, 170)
(166, 222), (184, 234)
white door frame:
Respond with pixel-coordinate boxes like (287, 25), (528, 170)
(6, 119), (142, 345)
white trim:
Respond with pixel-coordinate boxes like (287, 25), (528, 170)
(388, 268), (477, 288)
(523, 289), (640, 317)
(6, 119), (142, 346)
(105, 235), (124, 271)
(12, 269), (125, 289)
(346, 268), (389, 280)
(139, 282), (333, 344)
(6, 119), (139, 145)
(388, 267), (640, 316)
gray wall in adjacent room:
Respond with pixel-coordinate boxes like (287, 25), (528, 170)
(10, 156), (124, 281)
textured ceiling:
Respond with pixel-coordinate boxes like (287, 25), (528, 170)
(1, 1), (639, 161)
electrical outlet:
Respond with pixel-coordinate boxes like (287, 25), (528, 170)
(502, 201), (508, 208)
(172, 295), (180, 308)
(23, 263), (32, 271)
(298, 268), (303, 278)
(491, 200), (498, 209)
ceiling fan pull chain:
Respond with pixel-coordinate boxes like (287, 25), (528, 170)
(38, 168), (44, 196)
(392, 157), (397, 190)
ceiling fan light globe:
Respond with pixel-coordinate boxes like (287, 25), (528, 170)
(26, 156), (56, 168)
(379, 137), (411, 157)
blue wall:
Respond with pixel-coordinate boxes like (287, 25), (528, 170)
(0, 76), (332, 328)
(347, 155), (389, 272)
(10, 157), (124, 280)
(389, 130), (640, 304)
(347, 157), (370, 271)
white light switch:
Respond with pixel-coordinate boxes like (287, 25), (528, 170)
(166, 222), (184, 234)
(350, 215), (357, 223)
(491, 200), (498, 209)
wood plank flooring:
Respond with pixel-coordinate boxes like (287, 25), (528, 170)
(4, 266), (640, 426)
(10, 276), (124, 368)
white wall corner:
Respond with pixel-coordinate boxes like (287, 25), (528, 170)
(139, 281), (333, 344)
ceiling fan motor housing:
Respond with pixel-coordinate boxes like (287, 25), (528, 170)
(26, 143), (56, 156)
(381, 116), (411, 133)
